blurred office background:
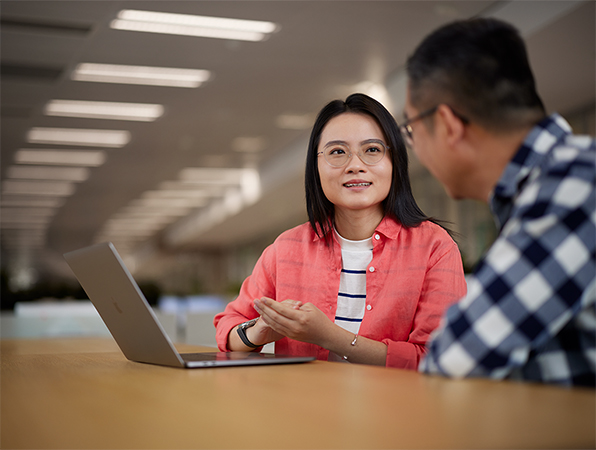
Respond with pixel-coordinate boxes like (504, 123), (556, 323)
(1, 1), (594, 342)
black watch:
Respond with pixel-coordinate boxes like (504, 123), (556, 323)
(237, 318), (260, 348)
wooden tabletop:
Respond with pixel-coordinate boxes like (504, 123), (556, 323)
(2, 338), (594, 449)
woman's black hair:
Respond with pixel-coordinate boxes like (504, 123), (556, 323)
(305, 93), (437, 239)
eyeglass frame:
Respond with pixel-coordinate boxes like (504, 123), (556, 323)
(399, 105), (470, 144)
(316, 140), (389, 168)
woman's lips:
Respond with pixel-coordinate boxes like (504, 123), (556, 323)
(343, 180), (372, 188)
(344, 181), (372, 188)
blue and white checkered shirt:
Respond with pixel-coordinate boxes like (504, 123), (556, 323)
(420, 113), (596, 387)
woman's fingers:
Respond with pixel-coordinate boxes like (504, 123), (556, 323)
(254, 298), (299, 334)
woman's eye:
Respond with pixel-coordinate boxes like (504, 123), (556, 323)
(328, 148), (346, 155)
(365, 146), (382, 154)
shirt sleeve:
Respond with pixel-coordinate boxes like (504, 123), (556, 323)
(419, 162), (596, 379)
(214, 244), (277, 351)
(383, 237), (467, 369)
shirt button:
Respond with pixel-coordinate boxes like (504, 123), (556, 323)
(366, 304), (372, 311)
(375, 234), (380, 240)
(369, 266), (375, 272)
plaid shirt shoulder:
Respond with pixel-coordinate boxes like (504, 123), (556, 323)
(419, 114), (596, 387)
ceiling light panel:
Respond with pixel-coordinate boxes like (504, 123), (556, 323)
(72, 63), (210, 88)
(2, 180), (76, 197)
(0, 196), (65, 208)
(141, 189), (212, 199)
(112, 9), (279, 42)
(44, 100), (164, 122)
(27, 128), (130, 147)
(178, 167), (246, 184)
(14, 149), (106, 166)
(7, 166), (90, 182)
(132, 197), (208, 208)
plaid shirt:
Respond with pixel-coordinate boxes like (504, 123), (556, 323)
(420, 114), (596, 387)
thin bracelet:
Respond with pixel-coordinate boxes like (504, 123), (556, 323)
(343, 334), (358, 361)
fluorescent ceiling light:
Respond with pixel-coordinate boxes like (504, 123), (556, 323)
(1, 207), (56, 218)
(27, 128), (130, 148)
(142, 189), (212, 199)
(112, 9), (279, 42)
(132, 197), (208, 208)
(2, 180), (76, 197)
(0, 221), (48, 230)
(7, 166), (90, 182)
(1, 196), (65, 208)
(158, 181), (226, 194)
(276, 113), (315, 130)
(0, 215), (53, 225)
(45, 100), (164, 122)
(178, 168), (246, 184)
(232, 137), (266, 153)
(14, 149), (106, 166)
(121, 206), (191, 216)
(72, 63), (210, 88)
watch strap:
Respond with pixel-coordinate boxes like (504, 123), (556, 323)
(237, 320), (260, 348)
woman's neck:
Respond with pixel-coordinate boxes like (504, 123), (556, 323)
(334, 207), (384, 241)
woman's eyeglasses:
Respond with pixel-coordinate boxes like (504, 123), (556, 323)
(317, 140), (388, 167)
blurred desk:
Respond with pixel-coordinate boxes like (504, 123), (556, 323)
(2, 338), (594, 449)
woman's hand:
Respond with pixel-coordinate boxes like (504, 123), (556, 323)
(253, 297), (388, 366)
(254, 297), (334, 348)
(246, 299), (303, 347)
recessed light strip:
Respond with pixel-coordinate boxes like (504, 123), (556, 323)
(14, 149), (106, 166)
(7, 166), (90, 182)
(44, 100), (164, 122)
(72, 63), (211, 88)
(112, 9), (279, 42)
(27, 127), (130, 148)
(2, 180), (76, 197)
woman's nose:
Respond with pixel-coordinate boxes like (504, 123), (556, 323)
(344, 152), (366, 171)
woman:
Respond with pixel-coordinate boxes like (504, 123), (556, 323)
(214, 93), (466, 368)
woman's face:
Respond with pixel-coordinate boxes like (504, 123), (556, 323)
(317, 112), (392, 218)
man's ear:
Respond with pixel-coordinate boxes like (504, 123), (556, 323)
(436, 104), (466, 147)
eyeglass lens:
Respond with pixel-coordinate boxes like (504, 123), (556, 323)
(399, 125), (413, 147)
(323, 142), (386, 167)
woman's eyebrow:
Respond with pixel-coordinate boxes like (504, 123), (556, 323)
(323, 138), (385, 148)
(323, 140), (348, 148)
(361, 138), (385, 145)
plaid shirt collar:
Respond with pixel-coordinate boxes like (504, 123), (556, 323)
(490, 113), (572, 229)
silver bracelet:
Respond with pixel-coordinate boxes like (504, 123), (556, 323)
(342, 334), (358, 361)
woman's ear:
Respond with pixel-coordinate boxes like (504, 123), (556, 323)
(436, 104), (466, 147)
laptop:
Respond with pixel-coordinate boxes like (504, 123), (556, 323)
(64, 242), (315, 368)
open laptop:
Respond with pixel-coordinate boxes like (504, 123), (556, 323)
(64, 242), (314, 368)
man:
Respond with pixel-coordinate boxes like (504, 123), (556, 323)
(402, 18), (595, 386)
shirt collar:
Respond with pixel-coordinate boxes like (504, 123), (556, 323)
(492, 113), (571, 200)
(312, 215), (403, 242)
(490, 113), (572, 227)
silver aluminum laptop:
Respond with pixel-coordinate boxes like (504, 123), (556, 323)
(64, 242), (314, 368)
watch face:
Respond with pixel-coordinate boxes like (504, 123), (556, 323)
(242, 318), (258, 329)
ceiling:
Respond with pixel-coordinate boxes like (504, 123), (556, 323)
(1, 1), (594, 289)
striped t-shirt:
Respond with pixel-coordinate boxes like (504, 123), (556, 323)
(334, 230), (373, 334)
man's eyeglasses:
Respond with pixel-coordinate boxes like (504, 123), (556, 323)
(399, 105), (469, 146)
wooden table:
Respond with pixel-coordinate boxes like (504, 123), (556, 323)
(2, 338), (594, 449)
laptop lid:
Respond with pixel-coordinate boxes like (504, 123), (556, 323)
(64, 242), (314, 368)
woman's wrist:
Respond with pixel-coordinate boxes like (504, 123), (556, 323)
(245, 323), (268, 348)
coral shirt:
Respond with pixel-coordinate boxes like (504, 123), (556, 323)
(214, 217), (467, 369)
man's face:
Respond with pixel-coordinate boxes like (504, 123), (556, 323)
(403, 89), (463, 199)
